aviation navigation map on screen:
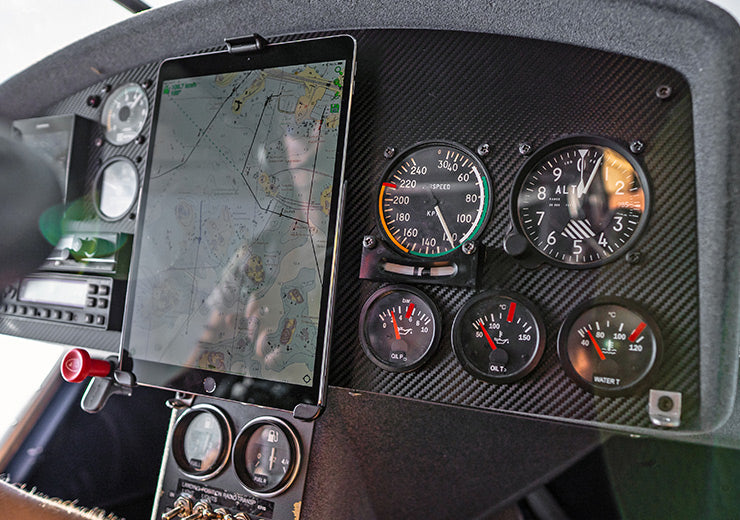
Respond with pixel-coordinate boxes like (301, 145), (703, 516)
(128, 59), (346, 388)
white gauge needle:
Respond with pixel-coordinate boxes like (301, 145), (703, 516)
(269, 447), (275, 471)
(581, 155), (603, 197)
(130, 92), (143, 109)
(434, 204), (456, 248)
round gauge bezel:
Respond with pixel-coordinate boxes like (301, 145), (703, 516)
(100, 82), (150, 146)
(171, 404), (233, 480)
(510, 135), (651, 269)
(376, 141), (493, 258)
(232, 416), (301, 498)
(359, 284), (442, 373)
(451, 290), (546, 384)
(93, 156), (140, 221)
(557, 296), (663, 396)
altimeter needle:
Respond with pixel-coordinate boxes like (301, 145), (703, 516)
(581, 155), (604, 198)
(479, 320), (497, 351)
(434, 204), (456, 248)
(586, 329), (606, 361)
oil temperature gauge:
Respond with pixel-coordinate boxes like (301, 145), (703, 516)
(359, 285), (441, 372)
(452, 292), (545, 383)
(558, 298), (662, 396)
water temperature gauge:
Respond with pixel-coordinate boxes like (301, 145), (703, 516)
(359, 285), (441, 372)
(451, 292), (545, 383)
(558, 298), (662, 396)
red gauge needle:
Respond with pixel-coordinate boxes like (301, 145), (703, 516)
(586, 329), (606, 361)
(479, 320), (497, 351)
(391, 312), (401, 340)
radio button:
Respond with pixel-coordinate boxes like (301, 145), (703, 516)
(64, 312), (74, 321)
(88, 285), (99, 295)
(85, 314), (94, 324)
(97, 298), (109, 309)
(95, 316), (106, 326)
(19, 306), (27, 315)
(41, 309), (51, 318)
(87, 297), (97, 307)
(53, 310), (62, 319)
(99, 286), (110, 296)
(9, 305), (16, 314)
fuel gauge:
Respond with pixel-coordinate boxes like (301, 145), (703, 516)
(452, 292), (545, 383)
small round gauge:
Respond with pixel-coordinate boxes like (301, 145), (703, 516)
(452, 292), (545, 383)
(171, 404), (232, 480)
(94, 158), (139, 220)
(359, 285), (441, 372)
(513, 136), (649, 267)
(557, 298), (662, 396)
(378, 142), (492, 257)
(233, 417), (301, 498)
(101, 83), (149, 145)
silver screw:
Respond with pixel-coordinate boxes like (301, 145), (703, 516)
(477, 143), (490, 157)
(461, 241), (476, 255)
(384, 147), (395, 159)
(656, 85), (672, 100)
(518, 142), (532, 156)
(630, 140), (645, 154)
(363, 235), (376, 249)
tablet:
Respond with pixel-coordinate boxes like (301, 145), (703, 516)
(121, 35), (356, 415)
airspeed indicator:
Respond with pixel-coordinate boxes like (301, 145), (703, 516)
(378, 143), (492, 257)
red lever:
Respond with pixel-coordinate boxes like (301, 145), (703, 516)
(61, 348), (112, 383)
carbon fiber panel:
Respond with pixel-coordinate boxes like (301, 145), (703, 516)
(7, 30), (699, 430)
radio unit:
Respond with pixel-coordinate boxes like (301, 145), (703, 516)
(0, 273), (124, 330)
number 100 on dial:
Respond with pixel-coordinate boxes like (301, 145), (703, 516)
(378, 143), (492, 258)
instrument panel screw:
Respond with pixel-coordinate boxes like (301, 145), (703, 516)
(461, 241), (477, 255)
(142, 79), (153, 89)
(101, 84), (112, 94)
(383, 147), (395, 159)
(94, 137), (104, 148)
(658, 395), (675, 412)
(656, 85), (672, 100)
(476, 143), (490, 157)
(629, 140), (645, 154)
(625, 251), (642, 264)
(363, 235), (377, 249)
(136, 135), (147, 145)
(86, 95), (101, 108)
(518, 142), (532, 156)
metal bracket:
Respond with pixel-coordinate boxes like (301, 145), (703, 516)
(648, 389), (682, 428)
(166, 392), (196, 410)
(224, 34), (268, 54)
(293, 403), (323, 421)
(80, 358), (136, 414)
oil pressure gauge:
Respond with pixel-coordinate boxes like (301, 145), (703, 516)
(359, 285), (441, 372)
(558, 298), (662, 396)
(378, 142), (492, 257)
(452, 292), (545, 383)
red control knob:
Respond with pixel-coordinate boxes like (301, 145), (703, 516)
(61, 348), (112, 383)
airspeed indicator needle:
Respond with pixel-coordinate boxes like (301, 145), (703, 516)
(434, 204), (456, 248)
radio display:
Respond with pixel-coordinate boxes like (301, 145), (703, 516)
(18, 278), (88, 308)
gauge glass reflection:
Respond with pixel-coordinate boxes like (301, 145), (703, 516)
(97, 159), (138, 220)
(182, 412), (224, 473)
(172, 405), (231, 479)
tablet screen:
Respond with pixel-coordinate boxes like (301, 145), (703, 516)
(122, 36), (355, 410)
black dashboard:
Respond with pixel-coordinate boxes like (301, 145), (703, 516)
(1, 0), (740, 518)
